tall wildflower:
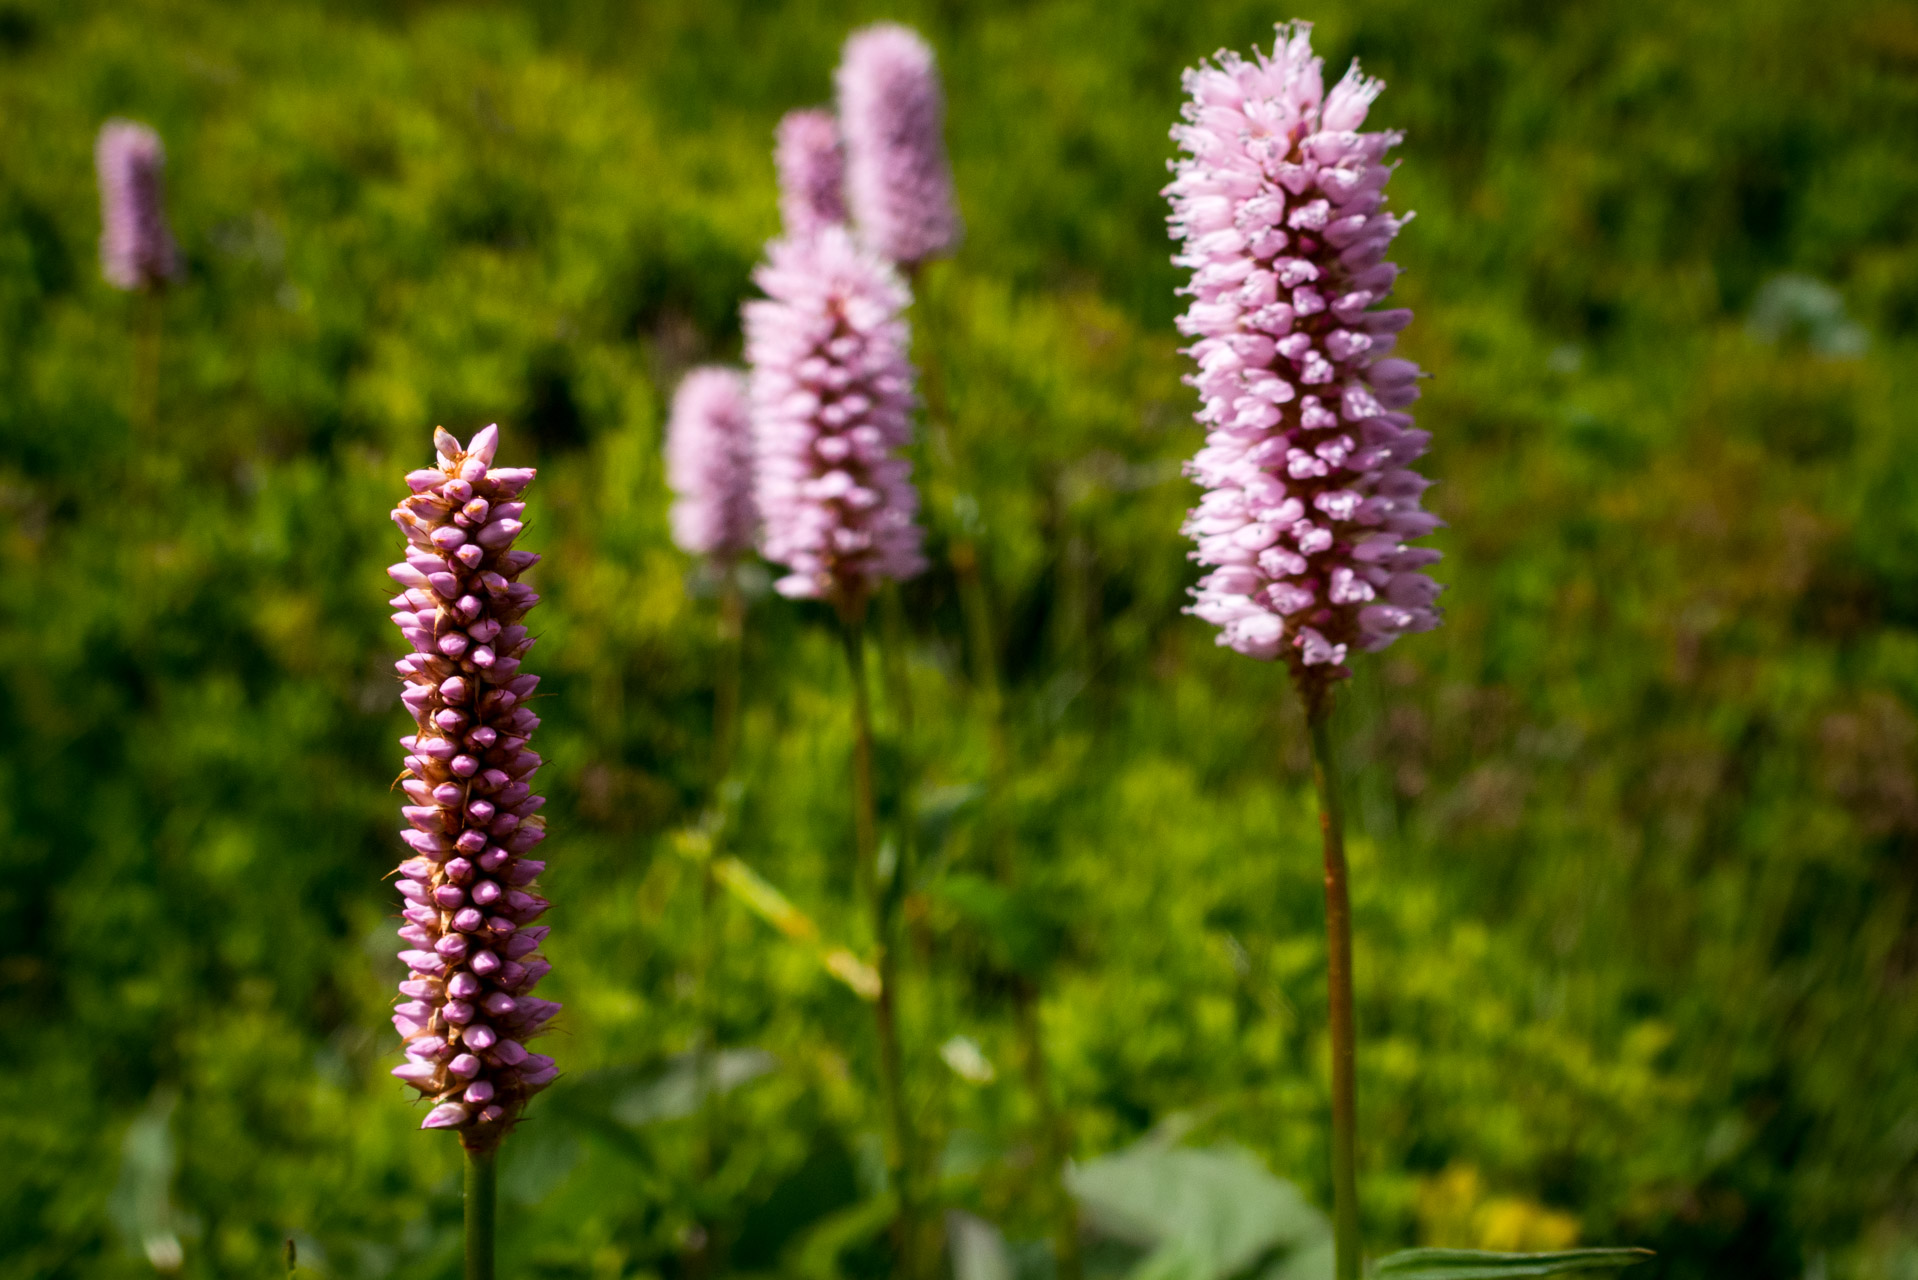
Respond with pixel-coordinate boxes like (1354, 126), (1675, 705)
(1168, 22), (1439, 719)
(836, 23), (961, 268)
(665, 367), (757, 562)
(745, 224), (925, 608)
(776, 108), (848, 240)
(385, 425), (557, 1147)
(95, 121), (183, 292)
(745, 215), (927, 1274)
(836, 23), (1083, 1279)
(1165, 26), (1434, 1280)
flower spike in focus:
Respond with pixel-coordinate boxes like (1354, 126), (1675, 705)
(386, 425), (558, 1151)
(1167, 21), (1441, 712)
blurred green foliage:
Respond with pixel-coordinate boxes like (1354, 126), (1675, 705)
(2, 0), (1917, 1278)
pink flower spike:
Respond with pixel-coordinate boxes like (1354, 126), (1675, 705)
(775, 108), (848, 239)
(744, 226), (925, 611)
(665, 367), (757, 561)
(385, 426), (559, 1150)
(836, 23), (962, 267)
(95, 120), (184, 292)
(1166, 22), (1441, 707)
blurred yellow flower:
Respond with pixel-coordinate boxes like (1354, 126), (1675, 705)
(1418, 1164), (1581, 1252)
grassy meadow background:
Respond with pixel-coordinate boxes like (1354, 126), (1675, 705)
(3, 0), (1918, 1276)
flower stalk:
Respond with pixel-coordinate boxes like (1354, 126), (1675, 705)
(909, 229), (1083, 1280)
(842, 20), (1081, 1257)
(463, 1146), (498, 1280)
(745, 200), (929, 1275)
(1166, 23), (1442, 1279)
(664, 364), (760, 1260)
(133, 293), (164, 440)
(691, 561), (745, 1246)
(1309, 706), (1360, 1280)
(840, 606), (921, 1278)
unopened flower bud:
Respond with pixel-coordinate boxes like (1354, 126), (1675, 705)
(385, 427), (559, 1149)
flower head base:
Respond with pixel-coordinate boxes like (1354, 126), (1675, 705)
(836, 23), (962, 268)
(666, 367), (757, 561)
(1167, 22), (1441, 711)
(744, 225), (925, 610)
(96, 120), (184, 292)
(776, 108), (848, 240)
(387, 425), (557, 1151)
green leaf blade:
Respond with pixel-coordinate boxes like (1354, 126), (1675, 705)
(1373, 1247), (1655, 1280)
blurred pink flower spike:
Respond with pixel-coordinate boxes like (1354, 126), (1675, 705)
(836, 23), (962, 268)
(744, 226), (925, 614)
(96, 119), (184, 292)
(776, 108), (849, 240)
(666, 367), (758, 562)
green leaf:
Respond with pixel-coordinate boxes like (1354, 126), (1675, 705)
(1264, 1238), (1334, 1280)
(789, 1193), (897, 1280)
(1067, 1138), (1328, 1280)
(607, 1048), (777, 1127)
(948, 1211), (1016, 1280)
(107, 1088), (185, 1272)
(1373, 1248), (1655, 1279)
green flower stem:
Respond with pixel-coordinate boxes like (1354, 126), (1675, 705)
(1309, 706), (1361, 1280)
(463, 1144), (497, 1280)
(956, 538), (1083, 1280)
(876, 584), (921, 972)
(713, 561), (745, 786)
(133, 289), (163, 440)
(912, 261), (1081, 1280)
(690, 560), (746, 1264)
(840, 609), (920, 1280)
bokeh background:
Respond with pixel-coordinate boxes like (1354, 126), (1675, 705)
(4, 0), (1917, 1277)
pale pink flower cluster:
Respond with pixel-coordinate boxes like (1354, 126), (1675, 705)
(835, 23), (962, 268)
(95, 120), (183, 292)
(665, 367), (756, 560)
(775, 108), (848, 239)
(1168, 23), (1441, 682)
(743, 226), (925, 607)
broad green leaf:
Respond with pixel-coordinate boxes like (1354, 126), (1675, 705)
(949, 1210), (1016, 1280)
(1373, 1248), (1655, 1279)
(107, 1088), (185, 1272)
(1068, 1139), (1328, 1280)
(608, 1047), (777, 1127)
(790, 1193), (897, 1280)
(1265, 1238), (1335, 1280)
(1134, 1233), (1217, 1280)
